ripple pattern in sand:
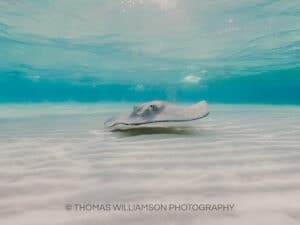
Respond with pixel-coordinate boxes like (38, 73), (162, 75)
(0, 104), (300, 225)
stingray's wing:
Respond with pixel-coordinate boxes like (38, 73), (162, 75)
(104, 101), (209, 128)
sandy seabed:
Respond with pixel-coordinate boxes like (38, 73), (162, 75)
(0, 103), (300, 225)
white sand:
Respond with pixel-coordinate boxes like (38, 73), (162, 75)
(0, 103), (300, 225)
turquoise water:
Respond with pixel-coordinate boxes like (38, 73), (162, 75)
(0, 0), (299, 103)
(1, 1), (300, 224)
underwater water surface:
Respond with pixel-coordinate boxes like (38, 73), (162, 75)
(0, 0), (299, 103)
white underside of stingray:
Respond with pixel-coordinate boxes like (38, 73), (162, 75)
(104, 100), (209, 129)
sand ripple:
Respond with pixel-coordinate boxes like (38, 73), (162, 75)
(0, 104), (300, 225)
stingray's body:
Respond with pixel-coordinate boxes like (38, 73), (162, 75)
(104, 100), (209, 129)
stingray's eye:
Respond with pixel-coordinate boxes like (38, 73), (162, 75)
(149, 104), (158, 111)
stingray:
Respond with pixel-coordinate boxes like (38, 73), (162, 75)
(104, 100), (209, 129)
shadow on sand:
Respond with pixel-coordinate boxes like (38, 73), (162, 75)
(111, 126), (202, 137)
